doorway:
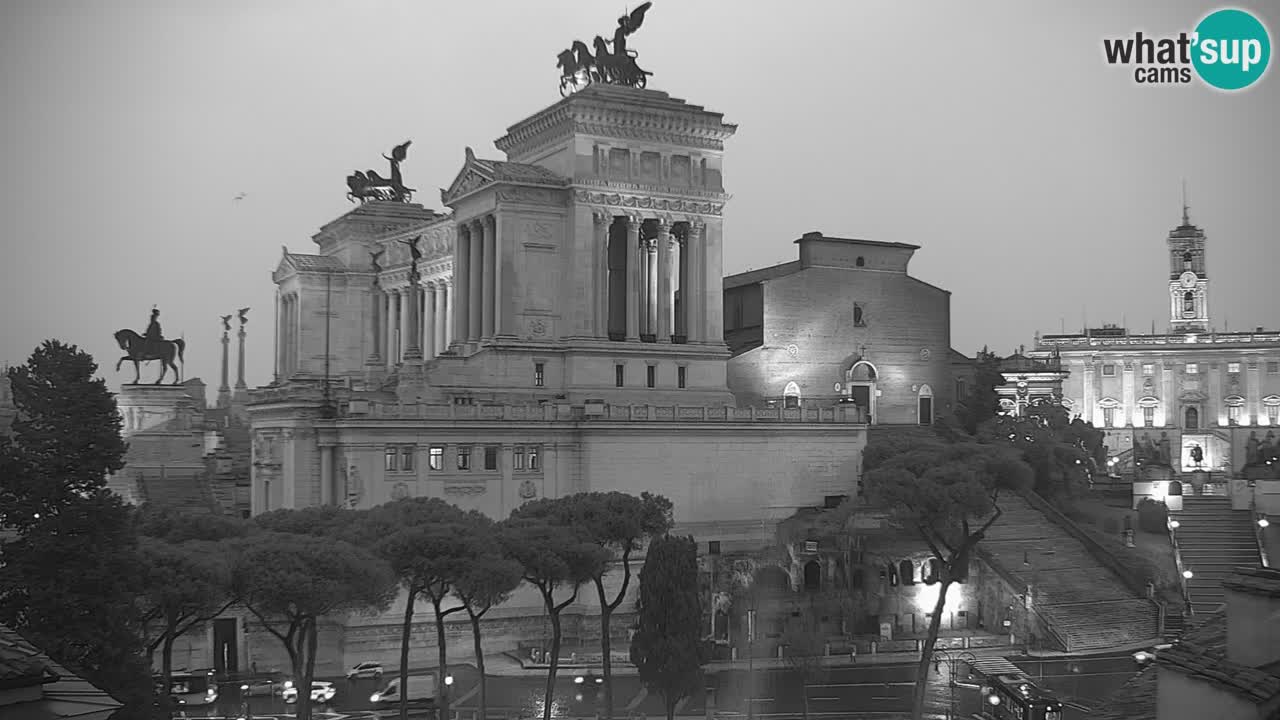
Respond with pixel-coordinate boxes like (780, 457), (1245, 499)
(212, 618), (238, 676)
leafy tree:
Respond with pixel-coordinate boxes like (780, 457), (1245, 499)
(955, 347), (1003, 435)
(630, 535), (706, 720)
(136, 536), (238, 699)
(514, 492), (673, 719)
(0, 341), (149, 709)
(499, 511), (610, 720)
(233, 529), (396, 720)
(364, 498), (474, 720)
(862, 436), (1032, 720)
(979, 404), (1101, 500)
(135, 504), (251, 543)
(452, 513), (523, 720)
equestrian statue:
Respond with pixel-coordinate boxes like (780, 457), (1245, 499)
(114, 307), (186, 384)
(557, 2), (654, 96)
(346, 141), (415, 203)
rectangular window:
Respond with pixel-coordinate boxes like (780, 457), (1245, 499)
(1103, 407), (1115, 428)
(646, 365), (656, 388)
(615, 364), (625, 387)
(1228, 405), (1242, 425)
(1102, 364), (1116, 377)
(534, 363), (545, 387)
(399, 447), (414, 471)
(1269, 362), (1280, 374)
(1269, 405), (1279, 424)
(429, 446), (444, 471)
(384, 446), (397, 471)
(457, 446), (471, 471)
(1142, 363), (1154, 375)
(484, 446), (498, 471)
(1143, 406), (1155, 427)
(678, 366), (687, 389)
(513, 446), (526, 470)
(528, 445), (541, 471)
(1186, 363), (1199, 374)
(1228, 362), (1241, 373)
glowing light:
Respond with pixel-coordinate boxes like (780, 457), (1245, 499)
(988, 694), (1002, 706)
(445, 675), (454, 686)
(1260, 518), (1270, 528)
(1183, 569), (1194, 579)
(574, 676), (584, 685)
(912, 582), (965, 614)
(1169, 519), (1180, 529)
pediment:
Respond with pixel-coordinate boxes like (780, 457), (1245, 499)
(441, 147), (496, 206)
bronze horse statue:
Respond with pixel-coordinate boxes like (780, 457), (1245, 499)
(114, 330), (185, 385)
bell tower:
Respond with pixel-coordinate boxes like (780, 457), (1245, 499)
(1168, 191), (1209, 334)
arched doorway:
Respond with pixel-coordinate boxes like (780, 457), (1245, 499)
(803, 561), (821, 592)
(783, 381), (801, 409)
(917, 384), (934, 426)
(847, 361), (878, 423)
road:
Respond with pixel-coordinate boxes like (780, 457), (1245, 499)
(201, 652), (1142, 719)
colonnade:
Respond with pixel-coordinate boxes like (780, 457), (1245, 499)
(277, 291), (302, 377)
(370, 280), (453, 367)
(453, 214), (505, 344)
(597, 213), (706, 343)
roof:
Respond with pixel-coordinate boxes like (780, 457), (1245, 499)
(1157, 611), (1280, 706)
(283, 252), (345, 272)
(0, 626), (122, 720)
(470, 157), (565, 187)
(1222, 566), (1280, 598)
(794, 232), (920, 250)
(1095, 666), (1156, 720)
(722, 261), (801, 290)
(0, 626), (56, 688)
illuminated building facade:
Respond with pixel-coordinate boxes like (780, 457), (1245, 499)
(1028, 208), (1280, 479)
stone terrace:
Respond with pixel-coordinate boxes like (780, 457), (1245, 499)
(982, 494), (1160, 651)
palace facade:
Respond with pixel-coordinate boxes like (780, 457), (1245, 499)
(1026, 208), (1280, 480)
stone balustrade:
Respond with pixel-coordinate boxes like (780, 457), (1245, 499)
(343, 400), (866, 424)
(1039, 330), (1280, 348)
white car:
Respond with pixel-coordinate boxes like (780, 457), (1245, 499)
(347, 661), (384, 680)
(282, 680), (337, 704)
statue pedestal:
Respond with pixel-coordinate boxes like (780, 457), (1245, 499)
(118, 383), (204, 435)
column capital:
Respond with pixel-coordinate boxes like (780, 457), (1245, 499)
(622, 213), (642, 228)
(592, 209), (613, 226)
(483, 213), (496, 231)
(687, 218), (706, 234)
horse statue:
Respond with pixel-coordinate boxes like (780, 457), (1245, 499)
(557, 40), (597, 95)
(114, 329), (186, 385)
(345, 141), (415, 203)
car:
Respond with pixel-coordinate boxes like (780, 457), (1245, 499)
(1133, 642), (1174, 665)
(240, 672), (286, 697)
(347, 661), (384, 680)
(282, 680), (337, 704)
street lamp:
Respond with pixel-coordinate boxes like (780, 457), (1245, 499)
(238, 683), (252, 720)
(932, 648), (977, 720)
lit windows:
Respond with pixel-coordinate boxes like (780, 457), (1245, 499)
(534, 362), (545, 387)
(1142, 364), (1154, 375)
(1227, 405), (1242, 426)
(1103, 407), (1116, 428)
(429, 446), (444, 471)
(1143, 406), (1154, 427)
(385, 445), (415, 472)
(1185, 363), (1199, 374)
(457, 446), (472, 471)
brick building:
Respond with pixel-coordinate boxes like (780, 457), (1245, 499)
(724, 232), (965, 425)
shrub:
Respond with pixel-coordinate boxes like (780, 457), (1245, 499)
(1136, 498), (1169, 534)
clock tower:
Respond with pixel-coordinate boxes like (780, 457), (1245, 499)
(1167, 200), (1209, 334)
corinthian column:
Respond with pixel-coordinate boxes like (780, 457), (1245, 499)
(480, 216), (496, 339)
(454, 225), (471, 347)
(469, 220), (483, 342)
(423, 283), (436, 359)
(235, 321), (248, 390)
(217, 326), (231, 407)
(593, 210), (611, 338)
(625, 216), (641, 341)
(657, 220), (674, 342)
(441, 281), (453, 350)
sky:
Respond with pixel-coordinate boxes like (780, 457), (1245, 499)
(2, 0), (1278, 394)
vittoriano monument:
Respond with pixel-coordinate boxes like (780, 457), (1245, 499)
(556, 2), (654, 96)
(346, 140), (415, 203)
(114, 306), (186, 384)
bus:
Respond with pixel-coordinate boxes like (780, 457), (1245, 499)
(980, 672), (1063, 720)
(158, 668), (218, 708)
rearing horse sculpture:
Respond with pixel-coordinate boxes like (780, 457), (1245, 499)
(114, 329), (185, 384)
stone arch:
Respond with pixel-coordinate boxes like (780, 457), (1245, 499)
(848, 361), (878, 382)
(1185, 405), (1200, 429)
(783, 381), (801, 409)
(803, 560), (821, 592)
(1168, 480), (1183, 496)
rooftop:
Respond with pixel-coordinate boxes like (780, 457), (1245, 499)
(795, 231), (920, 250)
(1222, 566), (1280, 599)
(1157, 611), (1280, 706)
(0, 625), (122, 720)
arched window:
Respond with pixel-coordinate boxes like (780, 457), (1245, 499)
(803, 561), (821, 592)
(1183, 251), (1192, 269)
(849, 361), (877, 382)
(1185, 406), (1199, 429)
(887, 564), (898, 587)
(898, 559), (915, 586)
(855, 256), (865, 267)
(783, 381), (801, 409)
(853, 304), (865, 327)
(1183, 291), (1195, 313)
(1168, 481), (1183, 496)
(925, 558), (941, 585)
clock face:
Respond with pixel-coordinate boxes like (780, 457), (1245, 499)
(1180, 271), (1198, 288)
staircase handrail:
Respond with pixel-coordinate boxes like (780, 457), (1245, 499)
(1167, 520), (1195, 616)
(1252, 495), (1271, 569)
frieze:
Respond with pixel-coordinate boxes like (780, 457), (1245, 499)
(444, 484), (486, 496)
(496, 188), (566, 206)
(570, 122), (729, 152)
(574, 189), (722, 217)
(577, 178), (727, 202)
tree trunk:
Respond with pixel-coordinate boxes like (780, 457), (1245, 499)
(800, 674), (810, 720)
(432, 598), (450, 719)
(296, 617), (319, 720)
(596, 579), (615, 720)
(666, 695), (676, 720)
(470, 611), (488, 720)
(910, 579), (952, 720)
(543, 603), (563, 720)
(160, 628), (175, 701)
(400, 589), (417, 720)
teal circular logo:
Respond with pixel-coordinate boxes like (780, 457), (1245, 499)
(1192, 8), (1271, 90)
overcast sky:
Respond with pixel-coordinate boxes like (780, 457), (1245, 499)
(2, 0), (1277, 391)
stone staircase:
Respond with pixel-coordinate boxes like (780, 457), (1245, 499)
(980, 494), (1160, 652)
(1173, 495), (1262, 615)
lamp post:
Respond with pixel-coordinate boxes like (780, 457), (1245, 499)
(238, 683), (252, 720)
(932, 649), (978, 720)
